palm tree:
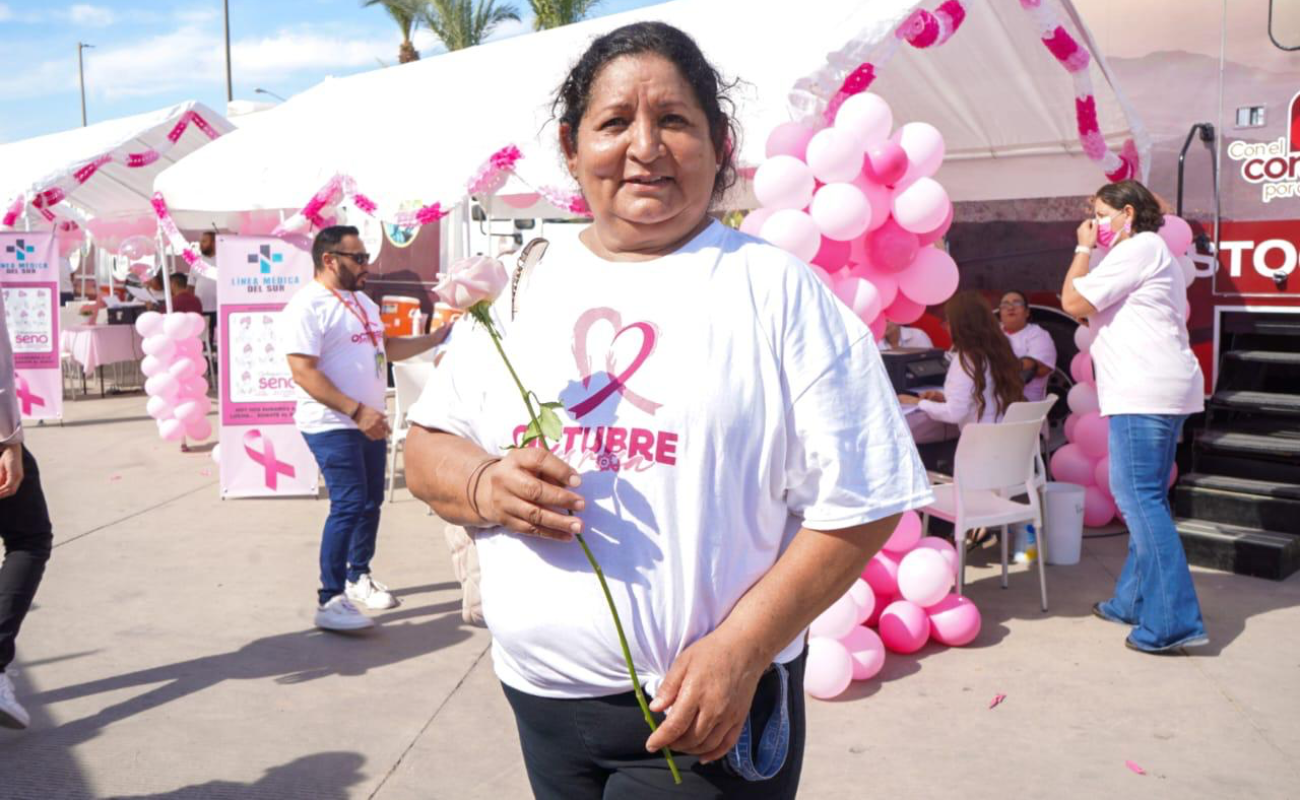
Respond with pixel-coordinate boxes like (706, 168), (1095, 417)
(527, 0), (602, 30)
(363, 0), (425, 63)
(422, 0), (521, 51)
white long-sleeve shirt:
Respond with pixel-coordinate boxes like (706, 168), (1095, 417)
(918, 352), (1003, 427)
(0, 300), (23, 445)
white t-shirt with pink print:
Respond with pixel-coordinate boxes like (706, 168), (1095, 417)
(407, 221), (932, 699)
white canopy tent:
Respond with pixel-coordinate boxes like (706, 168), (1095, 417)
(0, 101), (235, 228)
(155, 0), (1147, 223)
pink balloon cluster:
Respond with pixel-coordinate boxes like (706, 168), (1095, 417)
(746, 93), (957, 339)
(1053, 214), (1193, 526)
(85, 216), (156, 255)
(804, 511), (981, 700)
(136, 311), (213, 443)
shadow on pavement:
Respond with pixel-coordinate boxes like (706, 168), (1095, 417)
(103, 752), (366, 799)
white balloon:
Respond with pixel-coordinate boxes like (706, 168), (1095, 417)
(1073, 323), (1095, 353)
(833, 92), (894, 149)
(1177, 254), (1196, 288)
(1067, 382), (1100, 415)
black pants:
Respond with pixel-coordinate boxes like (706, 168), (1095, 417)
(0, 447), (53, 673)
(502, 651), (806, 799)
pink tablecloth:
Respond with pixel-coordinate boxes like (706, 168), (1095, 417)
(64, 324), (144, 376)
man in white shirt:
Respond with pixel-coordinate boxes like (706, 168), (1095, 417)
(280, 225), (450, 631)
(998, 290), (1056, 402)
(880, 321), (933, 351)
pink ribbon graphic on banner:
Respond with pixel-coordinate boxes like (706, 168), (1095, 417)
(14, 373), (45, 416)
(243, 429), (296, 490)
(569, 308), (661, 419)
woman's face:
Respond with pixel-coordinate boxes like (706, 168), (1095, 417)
(562, 54), (719, 253)
(999, 292), (1029, 332)
(1093, 198), (1133, 242)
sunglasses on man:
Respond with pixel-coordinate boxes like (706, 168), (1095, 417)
(329, 250), (371, 266)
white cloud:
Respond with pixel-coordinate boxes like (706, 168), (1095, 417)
(0, 4), (11, 21)
(68, 4), (115, 26)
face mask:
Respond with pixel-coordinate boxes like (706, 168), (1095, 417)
(1096, 213), (1129, 247)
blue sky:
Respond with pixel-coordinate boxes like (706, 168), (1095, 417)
(0, 0), (667, 143)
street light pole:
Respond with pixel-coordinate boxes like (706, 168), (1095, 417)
(254, 88), (286, 102)
(77, 42), (94, 127)
(223, 0), (233, 103)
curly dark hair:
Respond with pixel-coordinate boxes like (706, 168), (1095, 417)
(945, 291), (1025, 420)
(552, 21), (739, 206)
(1094, 180), (1165, 235)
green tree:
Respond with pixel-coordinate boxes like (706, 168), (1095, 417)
(362, 0), (425, 63)
(527, 0), (602, 30)
(422, 0), (522, 51)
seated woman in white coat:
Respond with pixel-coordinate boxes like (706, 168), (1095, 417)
(899, 291), (1025, 427)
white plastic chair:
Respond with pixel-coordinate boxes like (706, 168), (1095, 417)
(387, 360), (434, 503)
(920, 419), (1048, 611)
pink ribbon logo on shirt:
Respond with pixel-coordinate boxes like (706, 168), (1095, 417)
(243, 428), (296, 490)
(13, 373), (44, 415)
(570, 308), (661, 419)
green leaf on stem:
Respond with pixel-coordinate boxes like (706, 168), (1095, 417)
(540, 401), (564, 410)
(538, 406), (563, 443)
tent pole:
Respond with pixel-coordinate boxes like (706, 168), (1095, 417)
(158, 230), (173, 314)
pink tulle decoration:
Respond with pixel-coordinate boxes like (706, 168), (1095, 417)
(938, 0), (966, 31)
(353, 193), (378, 215)
(189, 112), (220, 139)
(1081, 131), (1108, 161)
(150, 194), (169, 218)
(489, 145), (523, 171)
(1019, 0), (1042, 7)
(181, 249), (200, 266)
(468, 145), (524, 196)
(538, 186), (592, 217)
(74, 155), (111, 184)
(899, 10), (940, 47)
(126, 151), (162, 168)
(414, 203), (447, 225)
(167, 117), (188, 143)
(2, 195), (22, 227)
(34, 188), (66, 209)
(1106, 139), (1141, 181)
(1076, 96), (1100, 135)
(1042, 26), (1081, 64)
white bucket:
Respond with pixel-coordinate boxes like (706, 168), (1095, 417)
(1043, 482), (1086, 565)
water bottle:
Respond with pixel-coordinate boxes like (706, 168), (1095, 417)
(1013, 523), (1038, 564)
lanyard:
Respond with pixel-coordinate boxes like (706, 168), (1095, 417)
(322, 282), (381, 349)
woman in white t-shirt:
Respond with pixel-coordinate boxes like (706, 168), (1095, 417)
(402, 22), (931, 799)
(1063, 179), (1207, 654)
(899, 291), (1025, 428)
(998, 290), (1057, 402)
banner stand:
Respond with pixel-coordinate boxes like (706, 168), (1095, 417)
(1, 232), (63, 423)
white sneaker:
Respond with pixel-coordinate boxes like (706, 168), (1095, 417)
(0, 672), (30, 730)
(314, 595), (375, 631)
(346, 574), (401, 610)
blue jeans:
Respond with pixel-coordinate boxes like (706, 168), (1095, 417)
(1100, 414), (1207, 650)
(302, 429), (387, 606)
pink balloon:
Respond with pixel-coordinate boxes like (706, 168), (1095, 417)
(145, 373), (180, 400)
(142, 335), (176, 361)
(1075, 412), (1110, 460)
(892, 178), (952, 235)
(863, 551), (902, 597)
(1160, 215), (1193, 255)
(849, 262), (899, 309)
(135, 311), (165, 338)
(810, 593), (860, 640)
(863, 141), (908, 186)
(926, 594), (981, 647)
(833, 277), (883, 324)
(806, 128), (866, 183)
(1094, 455), (1111, 496)
(849, 175), (894, 233)
(765, 122), (817, 161)
(916, 204), (953, 247)
(866, 219), (920, 273)
(842, 626), (886, 681)
(848, 579), (875, 625)
(915, 536), (958, 577)
(185, 417), (213, 442)
(883, 510), (922, 553)
(868, 314), (887, 340)
(1067, 382), (1099, 415)
(141, 355), (166, 378)
(878, 600), (931, 654)
(808, 263), (834, 288)
(740, 207), (775, 237)
(1064, 413), (1081, 443)
(158, 418), (185, 442)
(145, 395), (173, 421)
(185, 376), (210, 397)
(1050, 443), (1096, 487)
(753, 155), (816, 210)
(834, 92), (893, 148)
(804, 637), (854, 699)
(760, 210), (821, 263)
(175, 337), (203, 359)
(897, 549), (955, 608)
(812, 236), (852, 271)
(173, 399), (205, 425)
(810, 183), (872, 241)
(1083, 485), (1118, 527)
(168, 357), (200, 382)
(1074, 323), (1095, 352)
(884, 294), (926, 325)
(1069, 352), (1095, 386)
(186, 312), (207, 339)
(162, 313), (192, 341)
(865, 591), (896, 627)
(897, 247), (959, 306)
(894, 122), (946, 184)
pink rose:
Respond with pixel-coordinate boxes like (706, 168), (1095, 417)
(433, 255), (508, 311)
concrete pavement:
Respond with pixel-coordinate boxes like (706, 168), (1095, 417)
(1, 393), (1297, 799)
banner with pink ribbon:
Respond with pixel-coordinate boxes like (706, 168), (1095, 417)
(217, 235), (318, 498)
(1, 233), (62, 422)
